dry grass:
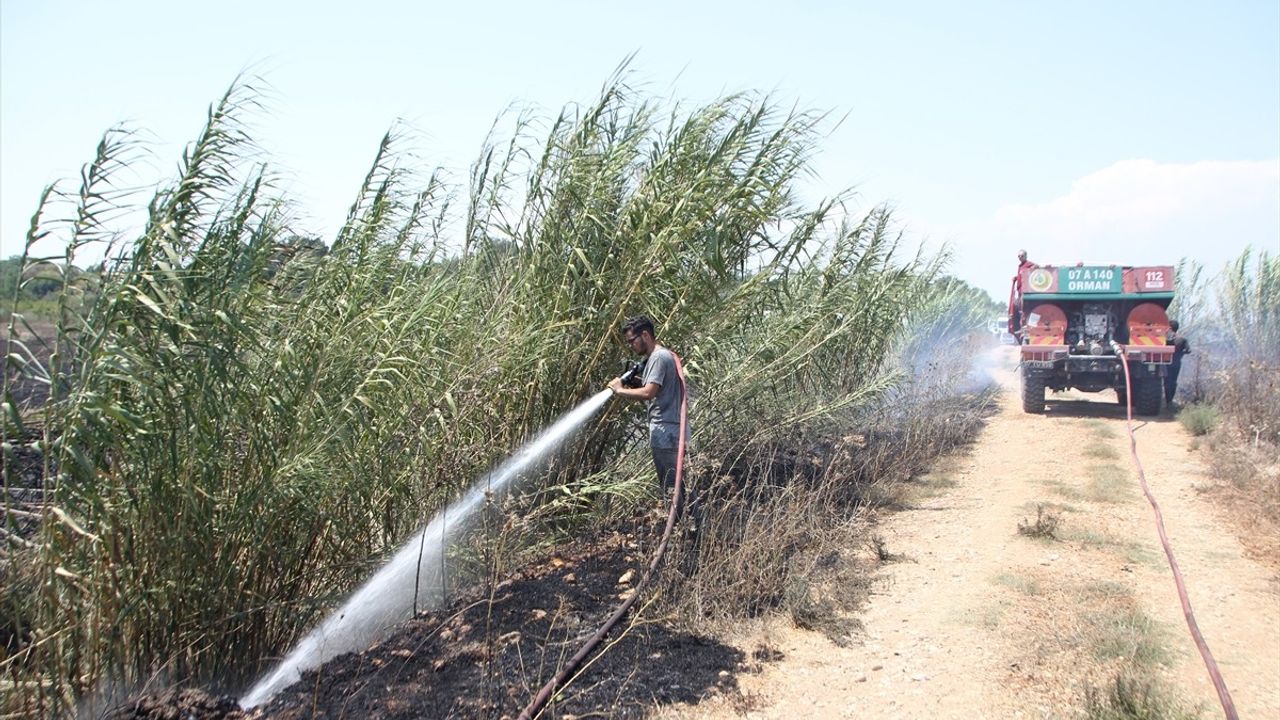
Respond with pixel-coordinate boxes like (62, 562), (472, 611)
(658, 387), (995, 631)
(1083, 420), (1119, 440)
(1085, 464), (1131, 504)
(1059, 528), (1159, 568)
(1198, 426), (1280, 568)
(993, 572), (1043, 596)
(1083, 442), (1120, 461)
(1002, 578), (1195, 719)
(1064, 576), (1194, 719)
(1020, 500), (1079, 515)
(1172, 250), (1279, 570)
(1045, 479), (1087, 501)
(1081, 605), (1171, 667)
(1079, 671), (1204, 720)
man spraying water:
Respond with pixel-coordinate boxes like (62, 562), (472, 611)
(244, 320), (688, 710)
(607, 315), (689, 517)
(520, 317), (693, 719)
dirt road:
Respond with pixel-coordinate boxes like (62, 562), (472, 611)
(671, 347), (1280, 719)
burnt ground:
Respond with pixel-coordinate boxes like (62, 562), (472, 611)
(104, 526), (755, 720)
(1, 427), (47, 658)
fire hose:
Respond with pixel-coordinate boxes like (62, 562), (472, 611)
(517, 350), (689, 720)
(1113, 342), (1238, 720)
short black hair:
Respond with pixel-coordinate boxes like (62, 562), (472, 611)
(1169, 320), (1180, 331)
(622, 315), (655, 338)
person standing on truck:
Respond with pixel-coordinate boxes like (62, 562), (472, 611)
(1011, 250), (1039, 333)
(1017, 249), (1037, 275)
(1165, 320), (1191, 406)
(608, 315), (689, 518)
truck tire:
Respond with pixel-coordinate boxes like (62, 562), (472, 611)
(1022, 371), (1046, 414)
(1133, 377), (1162, 416)
(1115, 385), (1127, 408)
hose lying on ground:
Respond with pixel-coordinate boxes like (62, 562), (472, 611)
(1115, 344), (1238, 720)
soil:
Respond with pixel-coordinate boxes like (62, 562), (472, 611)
(102, 347), (1280, 719)
(105, 529), (743, 720)
(251, 533), (741, 719)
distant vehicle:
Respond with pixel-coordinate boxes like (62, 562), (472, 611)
(1009, 263), (1175, 415)
(987, 317), (1016, 345)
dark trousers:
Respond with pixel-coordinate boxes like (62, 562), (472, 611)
(651, 445), (684, 519)
(1164, 362), (1182, 403)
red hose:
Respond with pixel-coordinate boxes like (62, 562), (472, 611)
(517, 350), (689, 720)
(1007, 276), (1018, 335)
(1116, 347), (1238, 720)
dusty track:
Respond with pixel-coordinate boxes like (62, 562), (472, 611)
(672, 347), (1279, 719)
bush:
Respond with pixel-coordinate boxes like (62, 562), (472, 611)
(1018, 504), (1061, 539)
(1176, 403), (1218, 436)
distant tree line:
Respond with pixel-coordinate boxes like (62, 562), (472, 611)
(0, 256), (101, 319)
(1, 256), (60, 298)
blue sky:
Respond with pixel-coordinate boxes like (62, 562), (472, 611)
(2, 0), (1277, 301)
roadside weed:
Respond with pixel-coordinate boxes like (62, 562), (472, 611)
(1176, 404), (1217, 436)
(1018, 504), (1062, 540)
(1080, 672), (1204, 720)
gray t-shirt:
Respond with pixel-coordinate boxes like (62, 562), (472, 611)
(642, 345), (685, 449)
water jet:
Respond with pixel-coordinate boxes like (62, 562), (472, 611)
(241, 389), (614, 708)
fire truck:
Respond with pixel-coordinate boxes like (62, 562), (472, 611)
(1009, 263), (1175, 415)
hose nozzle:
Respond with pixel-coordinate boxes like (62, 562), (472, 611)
(619, 360), (645, 388)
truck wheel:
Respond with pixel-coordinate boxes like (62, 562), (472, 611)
(1133, 377), (1162, 416)
(1115, 386), (1127, 407)
(1021, 372), (1046, 414)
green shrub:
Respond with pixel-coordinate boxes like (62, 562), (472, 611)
(1177, 403), (1218, 436)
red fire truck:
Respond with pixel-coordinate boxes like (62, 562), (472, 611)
(1009, 263), (1175, 415)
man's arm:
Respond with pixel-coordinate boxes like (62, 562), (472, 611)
(607, 378), (660, 401)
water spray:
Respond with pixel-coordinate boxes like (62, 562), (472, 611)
(240, 388), (615, 709)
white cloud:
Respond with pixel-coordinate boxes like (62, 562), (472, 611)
(940, 159), (1280, 301)
(994, 159), (1278, 249)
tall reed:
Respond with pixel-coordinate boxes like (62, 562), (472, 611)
(1, 74), (988, 715)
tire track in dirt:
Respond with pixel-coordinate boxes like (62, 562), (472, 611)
(669, 347), (1279, 719)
